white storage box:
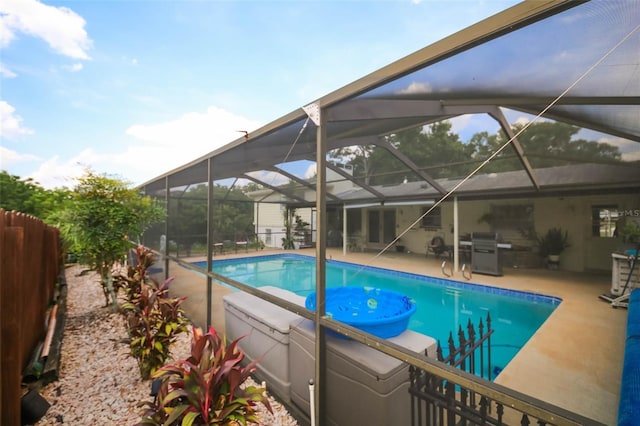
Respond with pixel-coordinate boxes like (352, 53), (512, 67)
(611, 252), (640, 296)
(289, 318), (437, 426)
(223, 286), (305, 402)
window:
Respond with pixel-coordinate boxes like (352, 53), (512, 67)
(421, 206), (441, 229)
(488, 204), (534, 237)
(592, 206), (619, 238)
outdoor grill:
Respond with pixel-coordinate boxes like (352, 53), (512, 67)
(471, 232), (503, 276)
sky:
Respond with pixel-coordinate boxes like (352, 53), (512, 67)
(0, 0), (524, 189)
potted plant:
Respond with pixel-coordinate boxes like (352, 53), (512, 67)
(537, 228), (570, 265)
(281, 210), (295, 249)
(293, 214), (309, 249)
(621, 221), (640, 243)
(621, 221), (640, 254)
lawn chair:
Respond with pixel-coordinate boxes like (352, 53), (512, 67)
(235, 235), (249, 253)
(427, 236), (450, 259)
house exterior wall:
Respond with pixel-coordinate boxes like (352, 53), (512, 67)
(254, 203), (314, 249)
(254, 203), (285, 248)
(346, 193), (639, 273)
(250, 181), (638, 272)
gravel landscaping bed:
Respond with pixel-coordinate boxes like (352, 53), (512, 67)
(36, 264), (298, 425)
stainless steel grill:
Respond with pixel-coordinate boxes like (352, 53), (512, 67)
(471, 232), (503, 276)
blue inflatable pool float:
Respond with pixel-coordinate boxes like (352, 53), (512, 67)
(305, 286), (417, 338)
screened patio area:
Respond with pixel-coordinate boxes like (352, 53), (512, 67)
(159, 247), (625, 425)
(138, 1), (639, 424)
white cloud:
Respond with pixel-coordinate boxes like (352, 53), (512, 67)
(0, 145), (40, 169)
(245, 170), (288, 187)
(126, 106), (262, 154)
(622, 151), (640, 162)
(0, 0), (92, 60)
(65, 62), (83, 72)
(0, 101), (34, 140)
(0, 13), (16, 47)
(304, 164), (316, 179)
(0, 63), (16, 77)
(596, 136), (640, 162)
(12, 107), (283, 189)
(398, 81), (433, 95)
(449, 115), (472, 135)
(104, 106), (261, 185)
(513, 116), (531, 127)
(28, 155), (85, 189)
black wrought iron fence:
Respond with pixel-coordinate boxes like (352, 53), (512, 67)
(409, 313), (520, 426)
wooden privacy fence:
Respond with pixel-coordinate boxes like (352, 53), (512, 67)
(1, 209), (62, 425)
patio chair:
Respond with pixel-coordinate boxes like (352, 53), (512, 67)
(213, 242), (224, 255)
(427, 236), (450, 259)
(235, 235), (249, 253)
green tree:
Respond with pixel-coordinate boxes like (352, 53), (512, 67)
(329, 144), (378, 184)
(332, 122), (474, 185)
(55, 171), (165, 310)
(166, 183), (254, 255)
(391, 122), (474, 180)
(1, 171), (45, 216)
(332, 120), (624, 186)
(470, 122), (622, 173)
(212, 184), (254, 239)
(0, 170), (73, 221)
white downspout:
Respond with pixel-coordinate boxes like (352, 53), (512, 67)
(454, 196), (459, 273)
(343, 203), (347, 255)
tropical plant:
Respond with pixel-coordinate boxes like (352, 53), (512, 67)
(54, 170), (165, 310)
(537, 228), (570, 257)
(117, 245), (155, 306)
(293, 214), (309, 242)
(118, 246), (190, 380)
(137, 326), (272, 425)
(123, 276), (189, 380)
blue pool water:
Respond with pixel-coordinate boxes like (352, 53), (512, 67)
(198, 254), (560, 377)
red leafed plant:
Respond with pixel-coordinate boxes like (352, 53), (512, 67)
(137, 326), (272, 425)
(117, 245), (189, 380)
(117, 245), (155, 306)
(122, 275), (189, 380)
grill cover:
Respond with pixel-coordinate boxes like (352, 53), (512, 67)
(471, 233), (503, 276)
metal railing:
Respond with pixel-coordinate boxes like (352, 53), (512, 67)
(408, 314), (601, 426)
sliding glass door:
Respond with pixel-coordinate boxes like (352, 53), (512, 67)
(368, 209), (396, 245)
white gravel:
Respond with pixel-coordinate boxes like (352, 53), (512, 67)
(36, 264), (298, 425)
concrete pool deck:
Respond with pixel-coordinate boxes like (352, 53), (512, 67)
(166, 248), (626, 425)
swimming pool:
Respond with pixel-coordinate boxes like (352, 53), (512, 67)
(198, 253), (560, 377)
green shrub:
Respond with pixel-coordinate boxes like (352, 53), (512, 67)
(622, 221), (640, 244)
(137, 326), (272, 425)
(537, 228), (570, 257)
